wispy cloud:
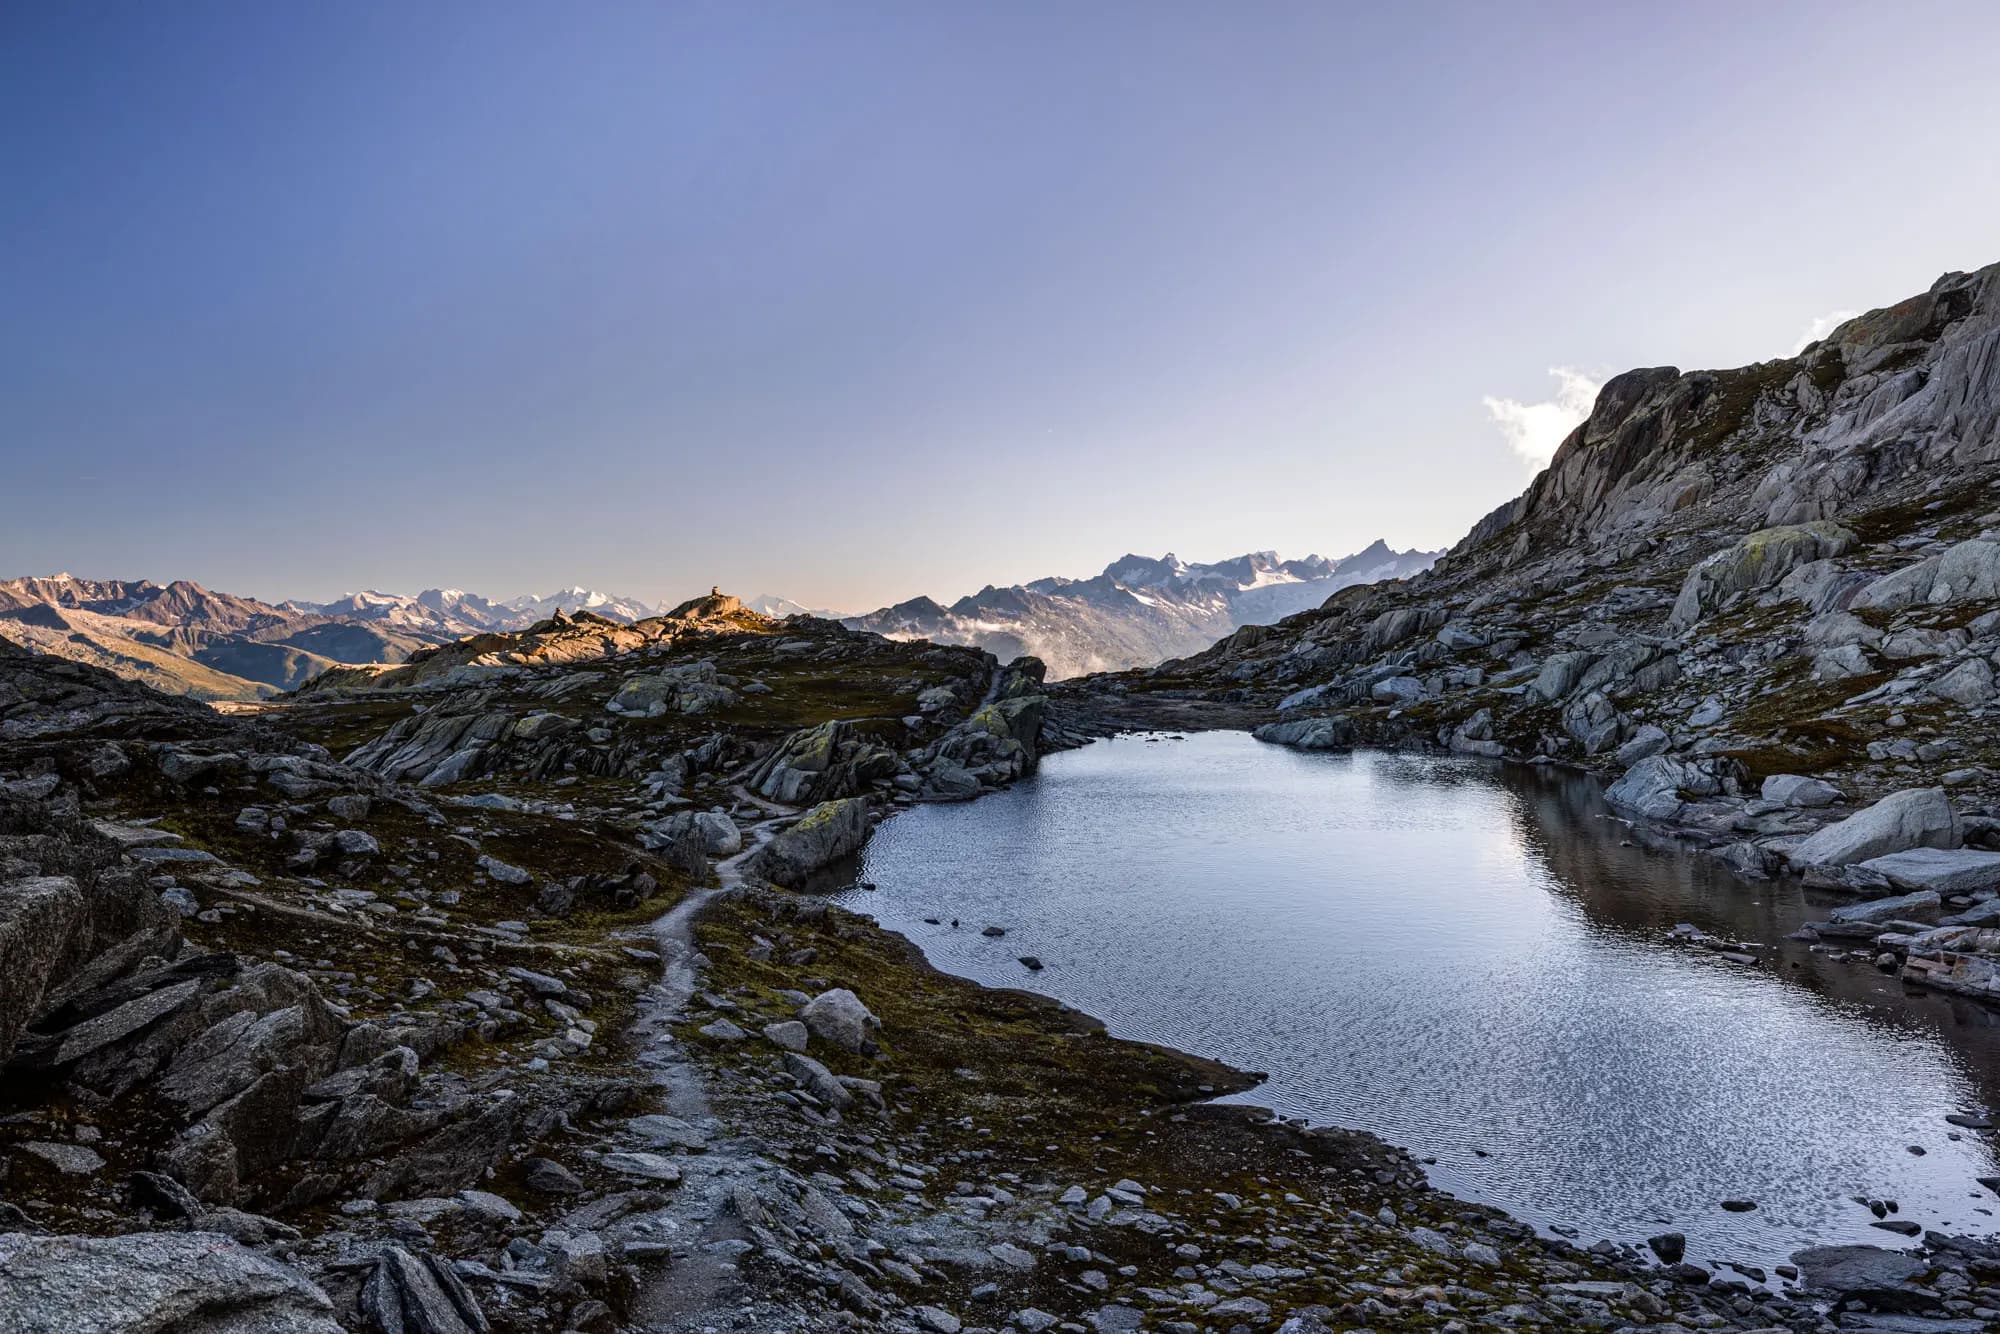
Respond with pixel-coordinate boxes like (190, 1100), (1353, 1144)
(1791, 309), (1858, 355)
(1482, 367), (1600, 468)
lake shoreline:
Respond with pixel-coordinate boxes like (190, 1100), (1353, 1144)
(672, 725), (2000, 1327)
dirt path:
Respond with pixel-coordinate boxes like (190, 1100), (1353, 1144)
(622, 809), (796, 1329)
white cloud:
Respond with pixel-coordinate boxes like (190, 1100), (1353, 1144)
(1482, 367), (1601, 468)
(1791, 309), (1859, 355)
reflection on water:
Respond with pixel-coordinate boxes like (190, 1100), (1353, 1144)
(841, 731), (2000, 1267)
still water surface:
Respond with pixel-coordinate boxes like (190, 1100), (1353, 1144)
(839, 731), (2000, 1267)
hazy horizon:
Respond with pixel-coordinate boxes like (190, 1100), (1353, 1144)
(5, 532), (1438, 620)
(7, 1), (2000, 609)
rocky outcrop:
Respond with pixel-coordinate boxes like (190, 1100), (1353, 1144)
(744, 798), (872, 887)
(919, 661), (1050, 799)
(1668, 522), (1856, 629)
(604, 659), (736, 717)
(747, 721), (897, 805)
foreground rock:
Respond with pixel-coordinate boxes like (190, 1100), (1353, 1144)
(0, 1230), (343, 1333)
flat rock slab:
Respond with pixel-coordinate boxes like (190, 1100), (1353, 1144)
(1829, 889), (1943, 924)
(1940, 897), (2000, 927)
(1861, 847), (2000, 895)
(624, 1113), (711, 1150)
(1790, 1243), (1924, 1294)
(600, 1151), (682, 1183)
(127, 847), (220, 864)
(19, 1142), (105, 1175)
(89, 820), (182, 849)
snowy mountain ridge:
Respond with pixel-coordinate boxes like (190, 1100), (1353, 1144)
(841, 542), (1438, 678)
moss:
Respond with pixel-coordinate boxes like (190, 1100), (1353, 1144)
(680, 891), (1605, 1321)
(1682, 360), (1797, 456)
(1847, 476), (1999, 544)
(693, 893), (1253, 1125)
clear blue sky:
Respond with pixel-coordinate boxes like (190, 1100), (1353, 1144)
(5, 1), (1997, 611)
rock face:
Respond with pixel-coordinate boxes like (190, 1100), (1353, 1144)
(1116, 261), (2000, 918)
(1788, 788), (1960, 868)
(748, 722), (893, 806)
(1668, 522), (1856, 629)
(0, 1230), (344, 1333)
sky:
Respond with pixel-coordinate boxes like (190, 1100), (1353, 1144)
(5, 1), (2000, 613)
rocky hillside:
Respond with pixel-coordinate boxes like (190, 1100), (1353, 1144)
(0, 577), (666, 702)
(1078, 261), (2000, 1001)
(7, 586), (1927, 1332)
(0, 575), (444, 700)
(846, 542), (1436, 679)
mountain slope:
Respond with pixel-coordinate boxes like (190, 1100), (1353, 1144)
(1119, 261), (2000, 881)
(0, 576), (670, 701)
(287, 586), (661, 636)
(0, 576), (435, 699)
(845, 544), (1437, 678)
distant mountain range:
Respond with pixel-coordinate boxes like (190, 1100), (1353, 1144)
(0, 547), (1434, 699)
(283, 586), (663, 637)
(743, 594), (849, 620)
(0, 575), (662, 700)
(840, 542), (1438, 678)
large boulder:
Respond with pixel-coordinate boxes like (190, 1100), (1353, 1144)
(1789, 1244), (1927, 1303)
(1669, 522), (1857, 629)
(345, 710), (514, 787)
(359, 1244), (488, 1334)
(638, 813), (709, 877)
(0, 1230), (343, 1332)
(1561, 690), (1624, 754)
(925, 694), (1046, 792)
(799, 988), (880, 1055)
(1930, 657), (1995, 707)
(1364, 675), (1421, 706)
(1828, 889), (1943, 924)
(1604, 756), (1689, 820)
(692, 811), (742, 855)
(1788, 788), (1960, 868)
(745, 799), (871, 887)
(1525, 651), (1598, 703)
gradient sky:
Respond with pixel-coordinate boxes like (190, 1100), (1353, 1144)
(5, 2), (1999, 612)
